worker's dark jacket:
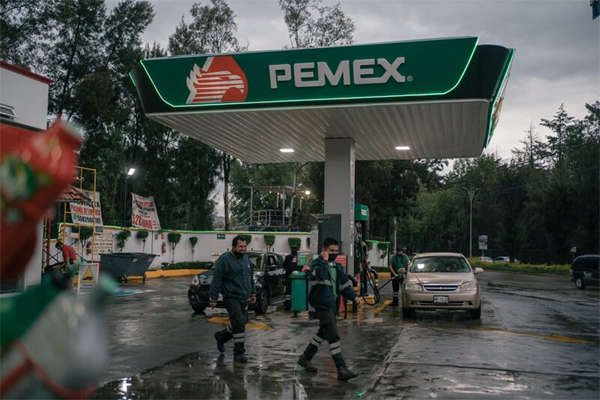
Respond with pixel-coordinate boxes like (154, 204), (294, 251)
(283, 252), (299, 277)
(308, 256), (357, 312)
(209, 252), (256, 302)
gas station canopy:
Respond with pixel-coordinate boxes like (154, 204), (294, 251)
(131, 37), (514, 163)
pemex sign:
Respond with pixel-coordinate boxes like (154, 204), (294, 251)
(140, 37), (479, 109)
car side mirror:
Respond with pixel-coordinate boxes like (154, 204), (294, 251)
(474, 268), (484, 274)
(399, 268), (406, 274)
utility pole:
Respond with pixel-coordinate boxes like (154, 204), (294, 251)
(463, 188), (478, 257)
(289, 162), (308, 230)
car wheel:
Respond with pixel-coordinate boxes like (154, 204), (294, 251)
(575, 277), (586, 290)
(470, 305), (481, 319)
(255, 290), (270, 314)
(402, 307), (415, 319)
(191, 305), (206, 313)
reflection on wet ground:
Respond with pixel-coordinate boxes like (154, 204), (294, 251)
(92, 273), (600, 399)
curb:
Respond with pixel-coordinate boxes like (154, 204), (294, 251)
(128, 269), (207, 280)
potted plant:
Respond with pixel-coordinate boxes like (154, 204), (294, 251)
(167, 232), (182, 262)
(115, 230), (131, 253)
(189, 236), (198, 261)
(136, 229), (149, 252)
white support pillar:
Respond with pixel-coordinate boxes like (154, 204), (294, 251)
(324, 138), (355, 274)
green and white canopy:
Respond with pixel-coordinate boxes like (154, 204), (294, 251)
(131, 37), (514, 163)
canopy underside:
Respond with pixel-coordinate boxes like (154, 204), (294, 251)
(149, 99), (490, 163)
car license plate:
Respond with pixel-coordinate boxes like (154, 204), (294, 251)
(433, 296), (449, 304)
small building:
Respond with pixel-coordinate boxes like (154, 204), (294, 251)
(0, 61), (52, 294)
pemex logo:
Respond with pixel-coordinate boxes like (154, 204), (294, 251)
(186, 56), (248, 104)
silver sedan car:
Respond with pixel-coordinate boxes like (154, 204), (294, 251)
(400, 252), (483, 319)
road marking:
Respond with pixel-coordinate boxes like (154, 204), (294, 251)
(373, 300), (392, 315)
(209, 317), (274, 331)
(472, 326), (595, 344)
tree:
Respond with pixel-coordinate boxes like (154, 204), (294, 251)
(279, 0), (355, 48)
(168, 0), (246, 230)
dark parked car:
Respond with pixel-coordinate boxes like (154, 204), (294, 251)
(570, 255), (600, 290)
(188, 251), (286, 314)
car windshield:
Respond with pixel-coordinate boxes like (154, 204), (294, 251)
(247, 255), (263, 271)
(409, 257), (471, 273)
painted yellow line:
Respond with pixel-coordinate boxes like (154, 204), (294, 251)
(209, 316), (274, 331)
(126, 269), (207, 280)
(472, 326), (595, 344)
(373, 300), (393, 315)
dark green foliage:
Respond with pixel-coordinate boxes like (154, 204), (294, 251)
(240, 234), (252, 245)
(189, 236), (199, 248)
(161, 261), (212, 270)
(136, 229), (149, 240)
(288, 237), (301, 250)
(115, 230), (131, 252)
(168, 232), (182, 245)
(264, 234), (275, 250)
(79, 227), (94, 244)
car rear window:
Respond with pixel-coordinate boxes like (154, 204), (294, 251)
(410, 257), (471, 273)
(248, 255), (263, 271)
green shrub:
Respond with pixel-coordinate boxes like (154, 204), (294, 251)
(168, 232), (182, 262)
(239, 234), (252, 245)
(136, 229), (149, 252)
(467, 258), (570, 276)
(264, 234), (275, 250)
(161, 261), (213, 270)
(115, 230), (131, 252)
(288, 237), (301, 250)
(189, 236), (198, 260)
(365, 240), (375, 250)
(377, 242), (389, 259)
(79, 227), (93, 244)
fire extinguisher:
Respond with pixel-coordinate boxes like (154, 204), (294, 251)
(161, 242), (167, 254)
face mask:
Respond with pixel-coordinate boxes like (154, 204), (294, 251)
(327, 253), (338, 262)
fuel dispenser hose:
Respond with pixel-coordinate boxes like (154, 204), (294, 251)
(359, 268), (395, 306)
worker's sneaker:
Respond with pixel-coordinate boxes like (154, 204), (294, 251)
(234, 354), (248, 363)
(214, 332), (225, 353)
(298, 355), (318, 372)
(337, 366), (360, 381)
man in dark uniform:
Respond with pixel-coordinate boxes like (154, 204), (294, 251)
(297, 237), (361, 381)
(283, 245), (299, 311)
(210, 236), (256, 363)
(389, 247), (409, 306)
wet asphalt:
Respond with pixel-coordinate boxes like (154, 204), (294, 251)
(92, 272), (600, 399)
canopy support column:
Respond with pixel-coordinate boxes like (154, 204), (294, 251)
(324, 138), (356, 275)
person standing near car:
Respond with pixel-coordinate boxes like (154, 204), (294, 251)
(210, 236), (256, 363)
(297, 237), (361, 381)
(389, 247), (409, 306)
(283, 245), (300, 311)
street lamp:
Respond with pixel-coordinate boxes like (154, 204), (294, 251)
(462, 187), (478, 258)
(123, 167), (135, 227)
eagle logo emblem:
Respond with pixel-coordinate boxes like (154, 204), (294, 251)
(186, 56), (248, 104)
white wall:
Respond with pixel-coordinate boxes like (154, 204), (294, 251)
(0, 67), (49, 130)
(57, 226), (311, 269)
(52, 226), (390, 270)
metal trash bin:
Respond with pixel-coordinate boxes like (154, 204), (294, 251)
(100, 253), (157, 283)
(291, 271), (308, 311)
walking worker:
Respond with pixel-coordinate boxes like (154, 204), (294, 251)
(297, 237), (361, 381)
(283, 245), (300, 311)
(209, 236), (256, 363)
(389, 247), (410, 306)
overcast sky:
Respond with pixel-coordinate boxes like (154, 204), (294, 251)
(118, 0), (599, 215)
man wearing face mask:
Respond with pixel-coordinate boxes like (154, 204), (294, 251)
(210, 236), (256, 362)
(297, 237), (361, 381)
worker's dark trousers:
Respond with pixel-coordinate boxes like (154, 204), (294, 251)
(302, 308), (346, 369)
(215, 297), (248, 355)
(284, 277), (292, 310)
(392, 276), (403, 306)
